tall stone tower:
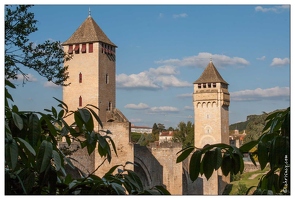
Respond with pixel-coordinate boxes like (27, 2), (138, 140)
(193, 60), (230, 194)
(62, 14), (117, 127)
(61, 14), (133, 177)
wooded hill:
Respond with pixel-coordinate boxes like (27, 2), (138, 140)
(229, 108), (286, 143)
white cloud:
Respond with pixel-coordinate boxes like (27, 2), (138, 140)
(155, 52), (249, 68)
(116, 72), (160, 90)
(125, 103), (149, 110)
(43, 81), (61, 88)
(184, 106), (193, 110)
(150, 106), (179, 112)
(149, 66), (178, 76)
(173, 13), (188, 18)
(270, 57), (289, 67)
(256, 56), (266, 60)
(177, 93), (192, 98)
(231, 86), (290, 101)
(255, 5), (290, 13)
(116, 66), (190, 90)
(156, 75), (191, 88)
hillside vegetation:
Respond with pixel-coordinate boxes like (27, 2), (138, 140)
(229, 109), (285, 143)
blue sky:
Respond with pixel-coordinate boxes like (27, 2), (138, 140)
(4, 3), (291, 129)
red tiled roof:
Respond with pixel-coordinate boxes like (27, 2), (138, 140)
(160, 131), (174, 136)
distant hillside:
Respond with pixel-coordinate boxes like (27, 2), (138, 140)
(229, 121), (248, 132)
(229, 108), (287, 143)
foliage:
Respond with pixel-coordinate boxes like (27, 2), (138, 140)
(243, 113), (268, 143)
(5, 5), (71, 86)
(173, 121), (194, 147)
(137, 133), (156, 146)
(176, 107), (290, 195)
(5, 80), (170, 195)
(130, 132), (142, 143)
(236, 183), (248, 195)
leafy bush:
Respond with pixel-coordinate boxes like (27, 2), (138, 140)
(5, 79), (170, 195)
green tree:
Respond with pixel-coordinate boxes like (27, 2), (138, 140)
(177, 107), (290, 195)
(173, 121), (194, 147)
(157, 123), (165, 132)
(5, 5), (70, 85)
(152, 123), (160, 141)
(243, 113), (268, 143)
(152, 123), (159, 135)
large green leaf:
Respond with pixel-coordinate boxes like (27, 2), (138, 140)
(43, 114), (58, 137)
(51, 106), (57, 118)
(239, 140), (258, 153)
(127, 170), (143, 191)
(214, 147), (223, 170)
(28, 113), (41, 147)
(189, 150), (202, 181)
(58, 109), (64, 119)
(5, 79), (16, 89)
(78, 108), (91, 124)
(5, 134), (18, 170)
(154, 185), (171, 195)
(16, 137), (36, 156)
(104, 135), (117, 156)
(74, 111), (83, 131)
(85, 113), (94, 132)
(12, 112), (23, 130)
(231, 153), (241, 175)
(52, 150), (62, 171)
(84, 132), (97, 155)
(86, 106), (103, 128)
(257, 141), (268, 170)
(221, 154), (231, 176)
(110, 182), (126, 194)
(202, 150), (215, 180)
(176, 146), (195, 163)
(36, 140), (53, 173)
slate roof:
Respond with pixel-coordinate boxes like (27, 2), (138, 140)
(194, 61), (228, 85)
(62, 16), (116, 47)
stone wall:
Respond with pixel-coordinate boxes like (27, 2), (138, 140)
(134, 142), (183, 195)
(94, 121), (134, 177)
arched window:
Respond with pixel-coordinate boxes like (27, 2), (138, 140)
(79, 72), (82, 83)
(79, 96), (82, 107)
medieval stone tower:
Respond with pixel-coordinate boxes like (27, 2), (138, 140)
(193, 60), (230, 194)
(62, 14), (117, 125)
(61, 14), (133, 177)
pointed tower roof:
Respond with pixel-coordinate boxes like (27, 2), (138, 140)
(63, 16), (116, 47)
(194, 61), (228, 85)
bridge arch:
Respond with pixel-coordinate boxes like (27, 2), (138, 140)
(134, 155), (152, 189)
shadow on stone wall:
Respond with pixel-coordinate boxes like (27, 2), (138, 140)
(134, 144), (164, 190)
